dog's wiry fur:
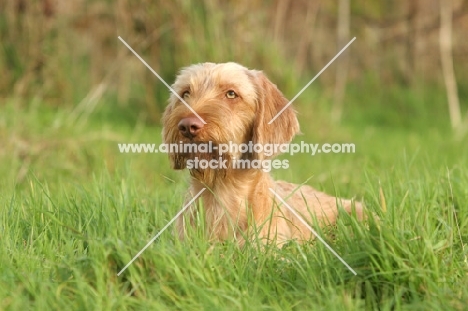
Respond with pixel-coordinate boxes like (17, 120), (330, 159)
(162, 62), (364, 245)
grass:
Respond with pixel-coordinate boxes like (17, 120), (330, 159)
(1, 90), (467, 310)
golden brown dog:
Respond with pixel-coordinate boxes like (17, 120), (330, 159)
(162, 62), (363, 245)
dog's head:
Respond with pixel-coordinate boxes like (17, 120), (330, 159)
(162, 62), (300, 170)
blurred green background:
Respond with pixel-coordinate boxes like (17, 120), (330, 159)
(1, 0), (467, 125)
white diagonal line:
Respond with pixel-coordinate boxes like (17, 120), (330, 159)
(268, 188), (357, 275)
(117, 36), (206, 124)
(117, 188), (206, 276)
(268, 37), (356, 124)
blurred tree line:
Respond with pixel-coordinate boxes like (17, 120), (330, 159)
(0, 0), (467, 127)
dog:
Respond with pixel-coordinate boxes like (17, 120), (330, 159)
(162, 62), (364, 246)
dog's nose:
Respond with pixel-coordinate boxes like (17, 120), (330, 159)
(178, 117), (204, 138)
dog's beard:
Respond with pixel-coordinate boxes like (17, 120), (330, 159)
(168, 141), (236, 185)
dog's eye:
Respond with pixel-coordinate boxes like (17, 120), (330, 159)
(182, 91), (190, 99)
(226, 90), (237, 99)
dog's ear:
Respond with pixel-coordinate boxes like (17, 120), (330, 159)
(162, 104), (186, 170)
(251, 71), (300, 159)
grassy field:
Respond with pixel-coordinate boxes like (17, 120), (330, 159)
(1, 82), (467, 310)
(1, 0), (467, 309)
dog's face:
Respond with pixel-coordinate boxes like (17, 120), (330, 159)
(162, 62), (300, 170)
